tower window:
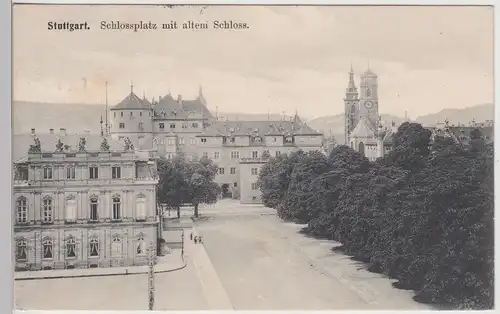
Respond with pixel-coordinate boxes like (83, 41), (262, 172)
(119, 123), (125, 129)
(366, 89), (372, 97)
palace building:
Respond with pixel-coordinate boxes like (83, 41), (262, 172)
(107, 85), (324, 204)
(13, 132), (159, 271)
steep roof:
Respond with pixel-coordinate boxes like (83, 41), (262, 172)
(199, 118), (314, 138)
(293, 122), (322, 135)
(153, 94), (213, 120)
(13, 133), (125, 162)
(350, 117), (376, 138)
(112, 92), (152, 110)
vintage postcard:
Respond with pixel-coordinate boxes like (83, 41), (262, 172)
(12, 4), (494, 311)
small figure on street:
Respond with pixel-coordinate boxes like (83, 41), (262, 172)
(198, 236), (203, 244)
(194, 236), (198, 244)
(190, 232), (193, 240)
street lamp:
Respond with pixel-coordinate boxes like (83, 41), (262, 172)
(148, 241), (156, 311)
(181, 229), (185, 257)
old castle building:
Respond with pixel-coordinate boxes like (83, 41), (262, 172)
(108, 85), (324, 204)
(13, 132), (159, 271)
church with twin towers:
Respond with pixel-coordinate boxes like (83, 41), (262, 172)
(344, 65), (394, 161)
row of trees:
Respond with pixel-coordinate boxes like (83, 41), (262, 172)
(156, 155), (220, 218)
(257, 122), (494, 309)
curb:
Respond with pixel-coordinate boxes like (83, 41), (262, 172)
(15, 255), (188, 281)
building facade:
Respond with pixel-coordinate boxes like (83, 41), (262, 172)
(13, 133), (159, 271)
(108, 85), (324, 203)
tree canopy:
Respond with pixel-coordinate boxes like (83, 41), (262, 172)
(258, 124), (493, 309)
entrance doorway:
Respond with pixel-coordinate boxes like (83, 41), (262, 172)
(221, 184), (231, 198)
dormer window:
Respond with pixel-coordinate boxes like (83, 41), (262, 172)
(159, 123), (164, 129)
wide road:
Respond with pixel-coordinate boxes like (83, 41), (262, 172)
(194, 200), (430, 310)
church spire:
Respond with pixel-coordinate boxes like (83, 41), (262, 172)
(346, 65), (358, 97)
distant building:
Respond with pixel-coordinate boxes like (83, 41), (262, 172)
(344, 65), (493, 160)
(13, 132), (159, 271)
(108, 85), (324, 203)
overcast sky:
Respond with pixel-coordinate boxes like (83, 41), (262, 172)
(13, 5), (493, 119)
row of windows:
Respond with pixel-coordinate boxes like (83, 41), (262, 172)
(154, 137), (194, 146)
(114, 111), (151, 118)
(15, 194), (147, 224)
(15, 234), (147, 261)
(217, 167), (259, 176)
(42, 166), (122, 180)
(158, 122), (199, 129)
(119, 122), (145, 130)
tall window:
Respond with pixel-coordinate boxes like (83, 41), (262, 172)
(119, 123), (125, 129)
(230, 167), (236, 174)
(66, 166), (75, 179)
(16, 197), (27, 224)
(89, 237), (99, 257)
(89, 197), (99, 221)
(136, 234), (146, 255)
(111, 234), (122, 257)
(231, 151), (239, 159)
(65, 196), (77, 222)
(170, 123), (176, 129)
(366, 88), (372, 97)
(120, 112), (123, 117)
(138, 122), (144, 130)
(214, 152), (219, 159)
(42, 237), (53, 259)
(16, 238), (27, 261)
(182, 123), (188, 129)
(275, 151), (281, 157)
(192, 123), (198, 128)
(112, 196), (121, 220)
(89, 166), (99, 179)
(66, 237), (76, 258)
(43, 167), (53, 180)
(202, 152), (208, 158)
(190, 137), (196, 145)
(251, 182), (258, 191)
(251, 168), (258, 175)
(112, 166), (121, 179)
(136, 194), (146, 220)
(159, 123), (164, 129)
(218, 168), (225, 175)
(42, 197), (53, 223)
(252, 151), (258, 158)
(179, 137), (185, 145)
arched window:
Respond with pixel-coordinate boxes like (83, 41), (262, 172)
(42, 197), (53, 223)
(42, 237), (53, 259)
(66, 236), (76, 258)
(89, 236), (99, 257)
(358, 142), (365, 156)
(16, 197), (27, 224)
(136, 234), (146, 255)
(111, 234), (122, 257)
(136, 194), (146, 221)
(65, 195), (77, 222)
(16, 238), (27, 261)
(112, 195), (121, 220)
(89, 196), (99, 221)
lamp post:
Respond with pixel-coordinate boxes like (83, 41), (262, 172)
(181, 229), (185, 257)
(147, 241), (156, 311)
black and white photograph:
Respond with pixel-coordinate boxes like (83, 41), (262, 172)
(12, 4), (494, 311)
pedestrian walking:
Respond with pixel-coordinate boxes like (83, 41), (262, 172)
(194, 236), (198, 244)
(190, 232), (193, 240)
(198, 236), (203, 244)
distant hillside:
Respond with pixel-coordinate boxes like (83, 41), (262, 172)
(12, 101), (292, 134)
(415, 103), (493, 126)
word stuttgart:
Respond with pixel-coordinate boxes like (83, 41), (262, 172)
(47, 21), (90, 31)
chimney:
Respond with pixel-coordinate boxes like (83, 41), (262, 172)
(31, 128), (35, 135)
(49, 128), (54, 134)
(60, 128), (67, 136)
